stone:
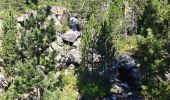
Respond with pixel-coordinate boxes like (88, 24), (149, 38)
(0, 72), (8, 92)
(50, 6), (66, 17)
(120, 83), (130, 90)
(56, 34), (64, 46)
(67, 49), (81, 64)
(47, 14), (62, 26)
(115, 54), (135, 70)
(110, 84), (124, 94)
(49, 41), (59, 52)
(131, 69), (139, 79)
(17, 14), (29, 23)
(165, 72), (170, 82)
(73, 38), (81, 48)
(61, 30), (81, 44)
(23, 93), (30, 99)
(0, 20), (3, 34)
(0, 59), (5, 67)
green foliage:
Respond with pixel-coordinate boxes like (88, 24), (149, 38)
(20, 5), (56, 65)
(135, 28), (170, 99)
(77, 68), (111, 99)
(0, 9), (18, 66)
(2, 61), (44, 99)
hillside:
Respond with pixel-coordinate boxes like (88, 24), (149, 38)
(0, 0), (170, 100)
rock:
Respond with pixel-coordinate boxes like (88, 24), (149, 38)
(131, 69), (139, 79)
(47, 14), (62, 26)
(0, 20), (3, 34)
(17, 14), (29, 23)
(61, 30), (81, 44)
(110, 84), (124, 94)
(56, 34), (64, 46)
(49, 41), (59, 52)
(73, 38), (80, 48)
(0, 72), (8, 92)
(50, 6), (66, 17)
(69, 64), (76, 69)
(120, 83), (130, 90)
(165, 72), (170, 82)
(0, 59), (5, 67)
(23, 93), (30, 99)
(67, 49), (81, 64)
(115, 54), (135, 70)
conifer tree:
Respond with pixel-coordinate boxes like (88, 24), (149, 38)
(20, 6), (56, 65)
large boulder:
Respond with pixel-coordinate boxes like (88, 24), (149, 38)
(61, 30), (81, 44)
(67, 49), (81, 64)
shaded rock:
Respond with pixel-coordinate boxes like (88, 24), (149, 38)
(67, 49), (81, 64)
(115, 54), (135, 70)
(61, 30), (81, 44)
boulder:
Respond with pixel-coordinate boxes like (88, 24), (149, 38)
(0, 59), (5, 67)
(50, 6), (66, 17)
(61, 30), (81, 44)
(110, 84), (124, 94)
(165, 72), (170, 82)
(17, 14), (29, 23)
(73, 38), (81, 48)
(47, 14), (62, 26)
(115, 54), (135, 70)
(67, 49), (81, 64)
(0, 72), (8, 92)
(56, 34), (64, 46)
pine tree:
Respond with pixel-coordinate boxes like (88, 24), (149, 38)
(0, 10), (18, 76)
(20, 6), (56, 65)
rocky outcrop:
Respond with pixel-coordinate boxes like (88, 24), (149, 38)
(61, 30), (81, 44)
(67, 49), (81, 65)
